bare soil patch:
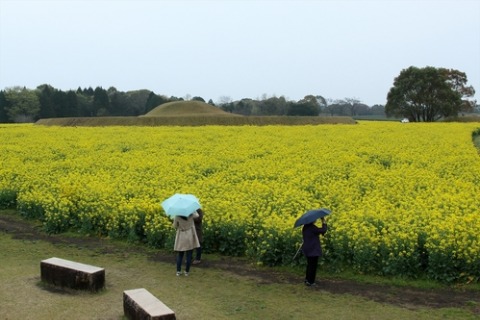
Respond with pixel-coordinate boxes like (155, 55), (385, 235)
(1, 214), (478, 314)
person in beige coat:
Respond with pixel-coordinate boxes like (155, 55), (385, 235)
(173, 211), (200, 276)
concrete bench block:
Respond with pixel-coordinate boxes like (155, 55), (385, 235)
(40, 257), (105, 292)
(124, 288), (176, 320)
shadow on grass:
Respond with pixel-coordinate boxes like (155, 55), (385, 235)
(35, 280), (106, 296)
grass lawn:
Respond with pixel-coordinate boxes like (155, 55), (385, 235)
(1, 224), (478, 319)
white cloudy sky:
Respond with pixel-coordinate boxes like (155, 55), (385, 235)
(1, 0), (479, 106)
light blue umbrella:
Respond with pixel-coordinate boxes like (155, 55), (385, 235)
(161, 193), (201, 217)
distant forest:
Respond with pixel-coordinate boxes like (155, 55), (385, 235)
(0, 84), (387, 123)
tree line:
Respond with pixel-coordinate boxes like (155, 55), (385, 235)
(0, 85), (185, 123)
(0, 84), (385, 123)
(0, 66), (476, 123)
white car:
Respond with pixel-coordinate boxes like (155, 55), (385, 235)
(401, 118), (409, 123)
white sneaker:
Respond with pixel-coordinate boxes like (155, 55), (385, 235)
(176, 271), (181, 276)
(184, 272), (189, 276)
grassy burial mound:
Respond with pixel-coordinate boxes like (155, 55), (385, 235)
(36, 100), (356, 126)
(142, 100), (240, 117)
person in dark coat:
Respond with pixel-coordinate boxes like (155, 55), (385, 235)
(302, 217), (328, 286)
(192, 208), (204, 264)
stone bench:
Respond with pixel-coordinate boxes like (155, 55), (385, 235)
(124, 288), (176, 320)
(40, 257), (105, 292)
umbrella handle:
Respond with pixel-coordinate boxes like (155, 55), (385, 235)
(292, 242), (303, 260)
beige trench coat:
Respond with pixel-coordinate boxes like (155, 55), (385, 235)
(173, 212), (200, 251)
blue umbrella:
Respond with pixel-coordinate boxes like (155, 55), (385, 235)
(161, 193), (201, 217)
(294, 208), (331, 228)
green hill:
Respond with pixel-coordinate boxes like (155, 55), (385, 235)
(142, 100), (240, 117)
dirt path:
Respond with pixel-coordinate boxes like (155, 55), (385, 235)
(1, 214), (478, 314)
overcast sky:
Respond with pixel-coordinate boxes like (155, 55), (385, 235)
(1, 0), (479, 106)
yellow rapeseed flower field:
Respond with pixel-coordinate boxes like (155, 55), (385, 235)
(1, 122), (479, 282)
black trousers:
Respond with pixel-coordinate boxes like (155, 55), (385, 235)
(305, 256), (319, 284)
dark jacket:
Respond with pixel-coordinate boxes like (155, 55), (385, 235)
(193, 209), (204, 243)
(302, 222), (327, 257)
